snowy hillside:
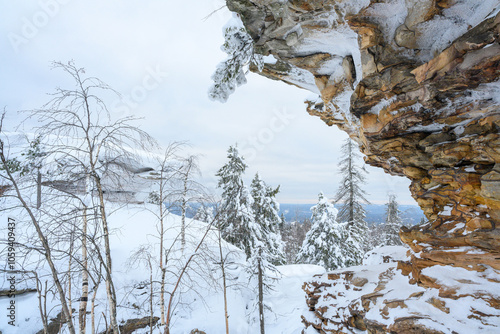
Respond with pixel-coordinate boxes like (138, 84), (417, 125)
(0, 203), (326, 334)
(3, 193), (484, 334)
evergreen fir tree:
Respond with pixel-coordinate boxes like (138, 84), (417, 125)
(281, 218), (311, 265)
(193, 204), (214, 223)
(334, 138), (371, 263)
(216, 152), (283, 333)
(250, 173), (286, 265)
(279, 213), (286, 235)
(216, 145), (262, 259)
(380, 194), (404, 246)
(296, 192), (347, 270)
(368, 223), (383, 250)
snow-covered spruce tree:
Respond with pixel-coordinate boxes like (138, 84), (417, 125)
(216, 145), (262, 259)
(281, 214), (312, 264)
(380, 194), (404, 246)
(216, 147), (280, 332)
(368, 222), (384, 250)
(334, 138), (371, 264)
(208, 15), (263, 103)
(193, 204), (214, 223)
(296, 192), (347, 271)
(250, 173), (286, 265)
(247, 172), (285, 332)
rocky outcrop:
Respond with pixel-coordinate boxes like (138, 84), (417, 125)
(226, 0), (500, 332)
(0, 288), (36, 297)
(97, 316), (160, 334)
(36, 310), (74, 334)
(302, 246), (500, 333)
(0, 185), (9, 197)
(118, 316), (160, 334)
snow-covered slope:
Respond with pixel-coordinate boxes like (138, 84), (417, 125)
(0, 202), (325, 333)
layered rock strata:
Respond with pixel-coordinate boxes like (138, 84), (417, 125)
(302, 247), (500, 333)
(226, 0), (500, 332)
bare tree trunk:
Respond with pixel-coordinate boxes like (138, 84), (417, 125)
(68, 229), (74, 319)
(160, 266), (166, 324)
(82, 175), (117, 334)
(149, 261), (154, 334)
(218, 229), (229, 334)
(96, 182), (119, 334)
(258, 249), (265, 334)
(159, 178), (166, 325)
(37, 169), (42, 209)
(180, 193), (187, 252)
(79, 206), (89, 334)
(43, 281), (48, 331)
(35, 273), (49, 334)
(180, 164), (191, 252)
(180, 156), (195, 253)
(91, 279), (100, 334)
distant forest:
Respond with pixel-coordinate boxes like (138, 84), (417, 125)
(279, 203), (425, 225)
(175, 203), (425, 226)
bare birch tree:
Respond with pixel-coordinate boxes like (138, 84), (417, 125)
(145, 142), (185, 326)
(176, 155), (201, 252)
(23, 61), (156, 333)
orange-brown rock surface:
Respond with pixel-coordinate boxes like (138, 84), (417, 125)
(227, 0), (500, 332)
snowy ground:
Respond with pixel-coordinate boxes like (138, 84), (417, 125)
(0, 203), (325, 334)
(3, 202), (498, 334)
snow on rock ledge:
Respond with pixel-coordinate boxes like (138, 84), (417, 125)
(302, 246), (500, 333)
(226, 0), (500, 332)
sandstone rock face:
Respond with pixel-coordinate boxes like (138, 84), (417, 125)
(227, 0), (500, 332)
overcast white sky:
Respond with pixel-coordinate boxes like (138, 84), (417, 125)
(0, 0), (417, 205)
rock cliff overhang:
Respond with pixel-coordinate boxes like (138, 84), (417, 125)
(225, 0), (500, 332)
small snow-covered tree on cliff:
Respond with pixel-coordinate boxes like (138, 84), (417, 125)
(250, 173), (286, 265)
(216, 145), (262, 259)
(209, 15), (263, 103)
(334, 138), (370, 264)
(380, 194), (404, 246)
(296, 192), (347, 270)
